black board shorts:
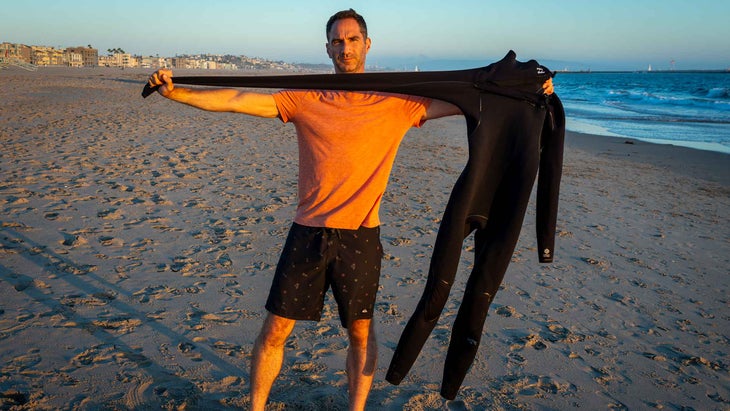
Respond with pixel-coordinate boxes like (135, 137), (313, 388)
(265, 223), (383, 328)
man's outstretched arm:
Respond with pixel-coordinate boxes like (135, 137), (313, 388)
(424, 99), (462, 120)
(148, 69), (279, 118)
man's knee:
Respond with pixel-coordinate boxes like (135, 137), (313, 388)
(257, 313), (296, 347)
(348, 319), (374, 347)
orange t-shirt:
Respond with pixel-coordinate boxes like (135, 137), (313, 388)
(273, 90), (430, 229)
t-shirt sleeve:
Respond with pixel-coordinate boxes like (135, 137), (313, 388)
(408, 96), (432, 128)
(272, 90), (301, 123)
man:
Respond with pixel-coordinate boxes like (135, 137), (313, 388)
(148, 9), (552, 410)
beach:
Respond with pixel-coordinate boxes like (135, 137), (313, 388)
(1, 67), (728, 410)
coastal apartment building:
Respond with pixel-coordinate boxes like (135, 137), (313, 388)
(66, 46), (99, 67)
(5, 41), (179, 69)
(1, 43), (97, 67)
(99, 53), (138, 68)
(3, 41), (293, 71)
(1, 42), (32, 62)
(98, 54), (169, 68)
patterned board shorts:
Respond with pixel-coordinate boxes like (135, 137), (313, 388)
(265, 222), (383, 328)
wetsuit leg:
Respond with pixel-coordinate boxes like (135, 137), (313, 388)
(384, 174), (475, 385)
(385, 117), (507, 385)
(439, 144), (540, 399)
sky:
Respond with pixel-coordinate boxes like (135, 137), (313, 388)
(3, 0), (730, 71)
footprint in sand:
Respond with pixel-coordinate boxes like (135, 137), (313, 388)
(177, 342), (203, 361)
(511, 374), (571, 396)
(582, 256), (611, 270)
(6, 273), (33, 292)
(60, 292), (116, 307)
(5, 349), (42, 373)
(99, 235), (124, 247)
(544, 322), (587, 344)
(216, 252), (232, 268)
(0, 390), (30, 408)
(92, 315), (143, 334)
(67, 344), (118, 368)
(288, 360), (328, 384)
(97, 208), (124, 220)
(169, 256), (199, 274)
(644, 344), (725, 371)
(123, 376), (157, 410)
(211, 340), (248, 359)
(508, 351), (526, 366)
(505, 329), (547, 351)
(60, 232), (87, 247)
(494, 305), (523, 319)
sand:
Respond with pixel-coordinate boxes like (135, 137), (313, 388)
(1, 67), (728, 410)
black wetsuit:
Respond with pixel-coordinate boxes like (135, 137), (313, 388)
(143, 50), (566, 399)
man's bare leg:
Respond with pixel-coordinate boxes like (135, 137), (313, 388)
(347, 319), (377, 411)
(250, 313), (296, 411)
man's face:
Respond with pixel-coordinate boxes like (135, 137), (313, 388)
(326, 18), (371, 73)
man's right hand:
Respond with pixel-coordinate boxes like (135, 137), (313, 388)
(148, 69), (174, 96)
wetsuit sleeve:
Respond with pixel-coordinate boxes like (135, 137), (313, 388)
(536, 95), (565, 263)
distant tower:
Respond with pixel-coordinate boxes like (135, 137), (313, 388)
(670, 59), (676, 71)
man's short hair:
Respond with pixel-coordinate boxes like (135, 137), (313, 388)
(326, 9), (368, 40)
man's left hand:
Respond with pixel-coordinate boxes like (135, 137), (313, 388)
(542, 78), (554, 95)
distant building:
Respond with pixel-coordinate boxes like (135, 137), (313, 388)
(171, 57), (193, 69)
(31, 46), (64, 66)
(98, 54), (114, 67)
(138, 55), (167, 69)
(2, 40), (300, 72)
(99, 52), (137, 68)
(1, 42), (32, 61)
(4, 44), (97, 67)
(66, 46), (98, 67)
(67, 50), (83, 67)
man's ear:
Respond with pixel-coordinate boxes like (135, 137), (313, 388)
(325, 42), (334, 58)
(365, 37), (371, 53)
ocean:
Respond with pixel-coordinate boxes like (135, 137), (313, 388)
(555, 71), (730, 154)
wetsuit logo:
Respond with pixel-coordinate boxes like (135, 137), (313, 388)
(537, 67), (546, 75)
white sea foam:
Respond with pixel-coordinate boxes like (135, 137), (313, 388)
(558, 72), (730, 153)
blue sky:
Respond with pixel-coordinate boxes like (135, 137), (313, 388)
(4, 0), (730, 71)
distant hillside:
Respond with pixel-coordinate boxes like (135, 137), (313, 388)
(369, 56), (582, 72)
(294, 63), (332, 72)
